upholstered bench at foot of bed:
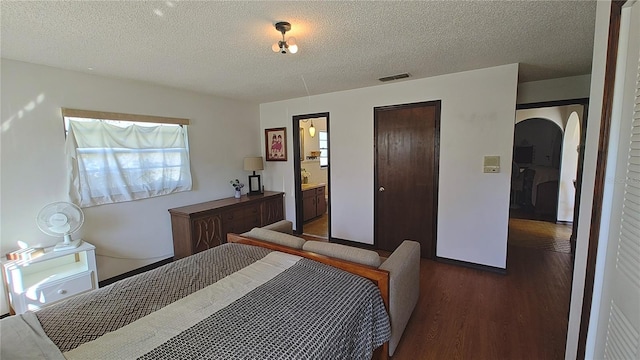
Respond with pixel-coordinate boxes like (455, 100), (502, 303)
(379, 240), (420, 356)
(260, 219), (293, 234)
(241, 221), (420, 357)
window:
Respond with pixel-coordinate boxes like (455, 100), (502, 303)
(63, 108), (192, 207)
(319, 131), (328, 167)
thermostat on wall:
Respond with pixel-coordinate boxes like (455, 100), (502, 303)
(483, 156), (500, 173)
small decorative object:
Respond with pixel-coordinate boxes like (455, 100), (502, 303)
(265, 127), (287, 161)
(307, 150), (321, 160)
(301, 169), (311, 184)
(230, 179), (244, 198)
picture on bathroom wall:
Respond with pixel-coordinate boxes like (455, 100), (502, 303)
(265, 127), (287, 161)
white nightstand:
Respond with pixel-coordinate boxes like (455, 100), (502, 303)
(2, 241), (98, 314)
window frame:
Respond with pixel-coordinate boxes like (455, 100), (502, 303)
(319, 130), (329, 168)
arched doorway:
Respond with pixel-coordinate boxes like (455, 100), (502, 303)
(511, 117), (563, 220)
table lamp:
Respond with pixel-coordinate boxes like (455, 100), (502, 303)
(244, 157), (264, 195)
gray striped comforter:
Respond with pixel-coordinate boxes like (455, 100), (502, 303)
(29, 243), (390, 359)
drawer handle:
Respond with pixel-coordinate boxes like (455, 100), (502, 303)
(57, 289), (67, 295)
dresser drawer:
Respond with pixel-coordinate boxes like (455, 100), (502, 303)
(24, 271), (95, 306)
(223, 205), (260, 221)
(225, 215), (261, 234)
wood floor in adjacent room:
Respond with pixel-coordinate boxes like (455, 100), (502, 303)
(391, 222), (573, 360)
(303, 212), (329, 238)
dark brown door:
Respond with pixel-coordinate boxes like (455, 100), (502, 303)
(374, 101), (440, 258)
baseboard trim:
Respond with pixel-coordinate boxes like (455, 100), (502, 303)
(329, 237), (377, 250)
(436, 256), (507, 275)
(98, 257), (173, 287)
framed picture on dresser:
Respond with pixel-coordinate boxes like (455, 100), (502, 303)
(265, 127), (287, 161)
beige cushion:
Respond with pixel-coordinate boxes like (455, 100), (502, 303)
(302, 241), (381, 267)
(260, 220), (293, 234)
(379, 240), (421, 356)
(242, 227), (305, 249)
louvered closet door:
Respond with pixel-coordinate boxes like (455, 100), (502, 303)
(592, 2), (640, 358)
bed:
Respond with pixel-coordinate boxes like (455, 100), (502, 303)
(1, 238), (391, 359)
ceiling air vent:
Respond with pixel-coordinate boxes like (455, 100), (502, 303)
(378, 73), (411, 82)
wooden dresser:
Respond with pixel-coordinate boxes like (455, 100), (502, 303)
(168, 192), (284, 259)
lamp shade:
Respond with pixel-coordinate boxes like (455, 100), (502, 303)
(244, 157), (264, 171)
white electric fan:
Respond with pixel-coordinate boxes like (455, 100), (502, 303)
(36, 201), (84, 251)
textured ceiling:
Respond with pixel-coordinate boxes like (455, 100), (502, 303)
(1, 1), (596, 103)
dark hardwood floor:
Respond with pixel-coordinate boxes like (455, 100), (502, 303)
(300, 210), (572, 359)
(391, 240), (572, 359)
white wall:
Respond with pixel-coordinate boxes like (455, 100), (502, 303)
(0, 59), (260, 314)
(558, 112), (581, 222)
(260, 64), (518, 269)
(517, 74), (591, 104)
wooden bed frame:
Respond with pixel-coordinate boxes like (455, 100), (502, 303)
(227, 233), (390, 360)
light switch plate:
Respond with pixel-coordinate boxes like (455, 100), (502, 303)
(483, 156), (500, 173)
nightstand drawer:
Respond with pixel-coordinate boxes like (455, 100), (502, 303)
(24, 270), (94, 306)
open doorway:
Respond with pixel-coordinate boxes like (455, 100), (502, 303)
(505, 98), (588, 360)
(510, 117), (563, 221)
(509, 101), (587, 258)
(292, 113), (330, 239)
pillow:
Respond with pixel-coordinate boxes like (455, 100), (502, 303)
(242, 227), (305, 249)
(302, 241), (381, 267)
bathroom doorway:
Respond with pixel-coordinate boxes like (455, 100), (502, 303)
(292, 113), (330, 239)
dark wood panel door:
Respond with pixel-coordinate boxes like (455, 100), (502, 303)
(375, 101), (440, 258)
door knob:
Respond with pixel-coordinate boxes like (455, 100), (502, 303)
(379, 186), (385, 192)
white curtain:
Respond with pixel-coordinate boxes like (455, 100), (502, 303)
(66, 119), (192, 207)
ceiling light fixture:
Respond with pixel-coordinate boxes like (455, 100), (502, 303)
(309, 120), (316, 137)
(272, 21), (298, 54)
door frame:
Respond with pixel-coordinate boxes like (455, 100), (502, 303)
(292, 112), (331, 236)
(576, 1), (626, 357)
(373, 100), (441, 257)
(515, 98), (590, 255)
